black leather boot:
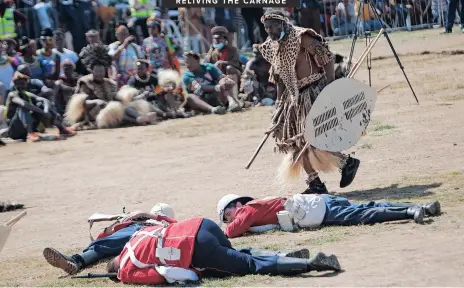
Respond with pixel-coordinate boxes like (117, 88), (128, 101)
(339, 156), (360, 188)
(306, 252), (341, 272)
(406, 207), (425, 224)
(423, 201), (441, 216)
(275, 256), (311, 275)
(248, 248), (310, 259)
(303, 177), (329, 194)
(43, 247), (82, 275)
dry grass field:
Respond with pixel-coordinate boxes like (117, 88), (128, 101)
(0, 28), (463, 287)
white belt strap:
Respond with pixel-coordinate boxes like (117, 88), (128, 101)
(119, 226), (181, 271)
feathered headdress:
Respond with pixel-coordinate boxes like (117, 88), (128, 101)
(81, 44), (113, 70)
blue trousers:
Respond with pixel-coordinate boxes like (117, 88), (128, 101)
(73, 224), (142, 267)
(321, 195), (414, 226)
(191, 219), (280, 278)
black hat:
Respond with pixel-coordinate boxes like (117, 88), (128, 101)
(40, 28), (54, 38)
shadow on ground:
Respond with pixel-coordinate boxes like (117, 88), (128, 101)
(337, 183), (442, 201)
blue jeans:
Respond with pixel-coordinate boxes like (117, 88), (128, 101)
(73, 224), (142, 267)
(321, 195), (415, 226)
(363, 20), (383, 31)
(191, 219), (281, 278)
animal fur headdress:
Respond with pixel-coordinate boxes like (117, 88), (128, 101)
(81, 44), (112, 69)
(158, 69), (180, 87)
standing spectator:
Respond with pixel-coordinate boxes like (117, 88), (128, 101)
(0, 0), (26, 40)
(241, 8), (266, 45)
(17, 0), (37, 39)
(179, 7), (203, 53)
(432, 0), (449, 26)
(330, 0), (356, 36)
(214, 8), (237, 46)
(445, 0), (464, 32)
(202, 8), (215, 44)
(34, 0), (56, 31)
(52, 29), (78, 76)
(128, 0), (153, 42)
(299, 0), (322, 34)
(108, 25), (144, 87)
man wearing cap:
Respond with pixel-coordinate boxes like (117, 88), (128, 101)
(5, 71), (76, 142)
(108, 25), (144, 87)
(204, 26), (242, 100)
(217, 193), (441, 239)
(43, 204), (176, 275)
(105, 216), (341, 285)
(142, 17), (179, 73)
(183, 51), (240, 114)
(258, 10), (361, 194)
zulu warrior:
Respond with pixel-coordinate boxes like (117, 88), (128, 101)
(258, 10), (360, 193)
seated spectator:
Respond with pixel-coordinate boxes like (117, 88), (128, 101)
(241, 44), (275, 105)
(53, 29), (78, 77)
(0, 41), (15, 104)
(53, 60), (79, 115)
(5, 72), (76, 142)
(142, 17), (180, 73)
(17, 37), (46, 81)
(108, 25), (145, 87)
(66, 44), (156, 130)
(330, 0), (356, 36)
(10, 64), (53, 101)
(204, 26), (242, 100)
(36, 28), (61, 87)
(78, 30), (105, 75)
(354, 0), (382, 33)
(182, 51), (239, 114)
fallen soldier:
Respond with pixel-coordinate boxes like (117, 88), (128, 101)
(217, 193), (441, 238)
(105, 217), (341, 285)
(5, 72), (76, 142)
(65, 44), (157, 130)
(43, 204), (175, 275)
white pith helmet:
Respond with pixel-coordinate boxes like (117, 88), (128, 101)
(217, 194), (254, 223)
(151, 203), (175, 219)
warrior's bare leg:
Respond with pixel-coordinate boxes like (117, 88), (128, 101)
(124, 106), (157, 124)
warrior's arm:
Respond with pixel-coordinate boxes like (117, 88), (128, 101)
(301, 34), (335, 83)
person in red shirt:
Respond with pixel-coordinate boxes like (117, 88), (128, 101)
(42, 205), (175, 275)
(217, 194), (441, 238)
(106, 217), (341, 285)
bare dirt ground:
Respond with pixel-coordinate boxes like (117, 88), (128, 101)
(1, 28), (463, 287)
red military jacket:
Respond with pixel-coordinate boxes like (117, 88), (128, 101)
(225, 197), (286, 238)
(117, 217), (204, 285)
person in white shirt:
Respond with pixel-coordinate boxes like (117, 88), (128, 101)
(52, 29), (78, 76)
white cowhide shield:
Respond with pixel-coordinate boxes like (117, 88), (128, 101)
(0, 225), (12, 254)
(304, 78), (377, 152)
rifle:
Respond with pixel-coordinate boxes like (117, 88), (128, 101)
(71, 273), (118, 279)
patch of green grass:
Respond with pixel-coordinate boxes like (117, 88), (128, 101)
(370, 124), (396, 132)
(442, 94), (464, 101)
